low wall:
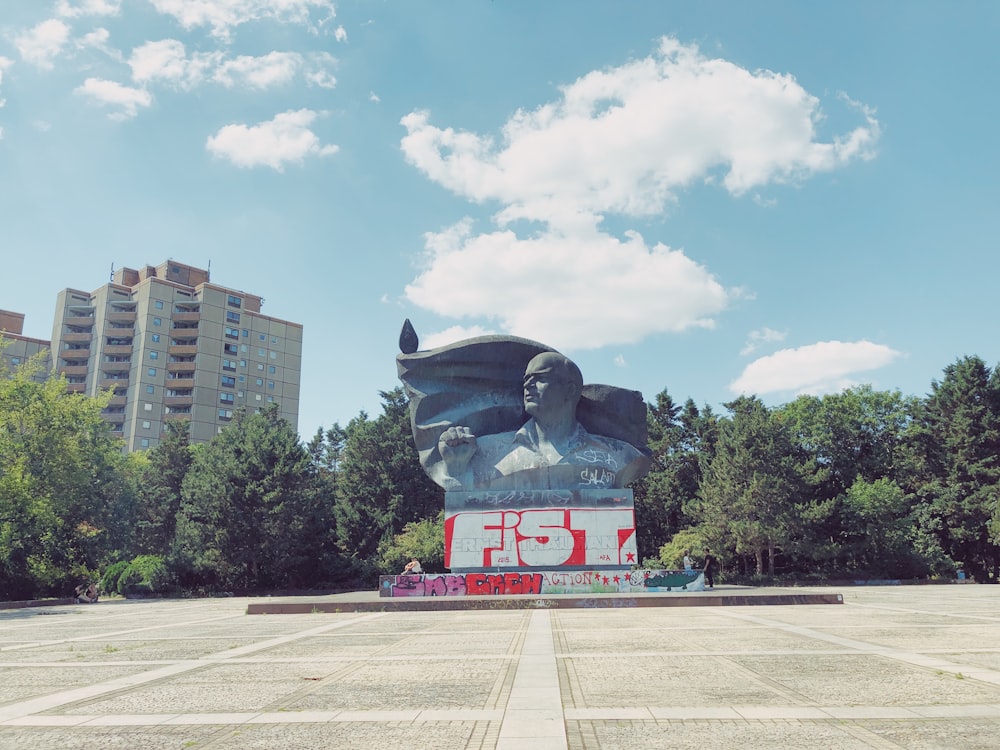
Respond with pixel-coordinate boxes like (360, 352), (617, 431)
(379, 569), (705, 597)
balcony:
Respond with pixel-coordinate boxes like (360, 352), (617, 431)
(104, 344), (133, 356)
(99, 378), (128, 392)
(61, 349), (90, 360)
(166, 377), (195, 389)
(101, 362), (130, 375)
(65, 383), (86, 394)
(59, 365), (88, 377)
(164, 411), (192, 421)
(172, 311), (200, 323)
(65, 315), (95, 326)
(107, 395), (127, 407)
(106, 311), (136, 323)
(166, 361), (195, 373)
(63, 332), (92, 344)
(168, 344), (197, 357)
(164, 396), (193, 408)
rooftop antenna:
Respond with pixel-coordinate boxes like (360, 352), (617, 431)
(207, 258), (211, 281)
(109, 263), (115, 282)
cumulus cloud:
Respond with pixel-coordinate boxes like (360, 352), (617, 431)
(148, 0), (336, 41)
(421, 325), (497, 350)
(400, 37), (878, 350)
(401, 37), (880, 230)
(729, 340), (902, 397)
(740, 326), (787, 356)
(205, 108), (338, 170)
(56, 0), (122, 18)
(74, 77), (152, 120)
(0, 56), (11, 108)
(405, 221), (728, 350)
(14, 19), (71, 70)
(129, 41), (335, 91)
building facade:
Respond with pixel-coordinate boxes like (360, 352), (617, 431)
(47, 260), (302, 451)
(0, 309), (52, 381)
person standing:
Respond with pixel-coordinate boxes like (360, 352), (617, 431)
(682, 550), (694, 571)
(702, 548), (717, 589)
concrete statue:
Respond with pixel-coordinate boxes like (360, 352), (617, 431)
(396, 321), (651, 492)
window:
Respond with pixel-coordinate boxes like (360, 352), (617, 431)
(242, 329), (249, 337)
(151, 333), (160, 342)
(223, 359), (236, 371)
(267, 396), (274, 403)
(257, 348), (265, 357)
(259, 333), (266, 341)
(149, 351), (159, 360)
(257, 363), (264, 371)
(240, 344), (248, 353)
(268, 365), (276, 374)
(153, 317), (161, 326)
(155, 300), (164, 309)
(267, 381), (274, 390)
(269, 351), (277, 360)
(224, 326), (239, 339)
(239, 359), (246, 368)
(226, 310), (240, 323)
(148, 368), (156, 376)
(228, 295), (242, 307)
(256, 378), (263, 386)
(142, 420), (151, 429)
(218, 408), (234, 419)
(144, 402), (153, 411)
(237, 390), (244, 398)
(146, 385), (155, 394)
(224, 343), (238, 355)
(221, 375), (236, 388)
(220, 392), (235, 404)
(238, 375), (245, 382)
(11, 357), (21, 365)
(255, 394), (262, 401)
(271, 336), (278, 344)
(140, 438), (150, 448)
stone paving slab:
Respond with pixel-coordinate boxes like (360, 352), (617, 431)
(1, 586), (999, 748)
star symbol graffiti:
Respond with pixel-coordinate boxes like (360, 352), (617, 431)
(626, 552), (636, 562)
(613, 576), (621, 583)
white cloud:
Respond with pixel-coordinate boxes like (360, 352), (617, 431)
(401, 36), (880, 231)
(728, 340), (902, 397)
(129, 39), (221, 89)
(214, 51), (301, 88)
(334, 25), (347, 42)
(614, 354), (627, 368)
(56, 0), (122, 18)
(740, 326), (787, 356)
(405, 221), (728, 351)
(399, 37), (879, 351)
(129, 42), (334, 91)
(14, 19), (71, 70)
(369, 91), (380, 103)
(421, 325), (497, 350)
(205, 109), (338, 170)
(74, 77), (152, 120)
(148, 0), (336, 41)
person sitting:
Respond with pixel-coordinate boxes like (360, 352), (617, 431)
(74, 582), (98, 603)
(402, 558), (422, 575)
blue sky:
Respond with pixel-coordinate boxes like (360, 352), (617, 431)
(2, 1), (999, 438)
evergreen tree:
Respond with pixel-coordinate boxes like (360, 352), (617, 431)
(910, 356), (1000, 581)
(334, 388), (441, 568)
(135, 419), (193, 555)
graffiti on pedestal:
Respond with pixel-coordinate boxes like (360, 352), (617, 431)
(379, 569), (705, 597)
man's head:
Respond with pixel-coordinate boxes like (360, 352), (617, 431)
(522, 352), (583, 424)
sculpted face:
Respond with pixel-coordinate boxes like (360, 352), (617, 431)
(522, 352), (582, 422)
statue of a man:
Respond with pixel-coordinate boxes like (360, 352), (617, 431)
(435, 351), (649, 491)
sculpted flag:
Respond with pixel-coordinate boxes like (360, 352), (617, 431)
(395, 322), (651, 488)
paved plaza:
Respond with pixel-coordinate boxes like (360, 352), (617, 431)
(0, 585), (998, 749)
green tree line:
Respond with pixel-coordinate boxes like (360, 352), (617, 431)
(2, 348), (999, 600)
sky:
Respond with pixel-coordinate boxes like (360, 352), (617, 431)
(2, 1), (999, 439)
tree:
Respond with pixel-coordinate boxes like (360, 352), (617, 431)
(695, 396), (808, 576)
(379, 511), (446, 574)
(631, 391), (716, 561)
(0, 357), (131, 599)
(135, 419), (193, 555)
(334, 388), (441, 569)
(910, 356), (1000, 581)
(172, 405), (335, 590)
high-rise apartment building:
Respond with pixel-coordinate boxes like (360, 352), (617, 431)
(48, 260), (302, 451)
(0, 309), (52, 381)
